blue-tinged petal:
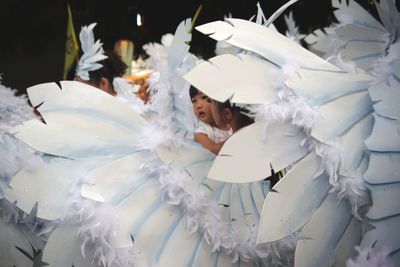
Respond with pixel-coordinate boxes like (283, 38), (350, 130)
(258, 152), (330, 244)
(43, 223), (97, 267)
(287, 68), (373, 106)
(335, 24), (390, 44)
(332, 0), (387, 32)
(190, 236), (246, 267)
(311, 90), (373, 143)
(373, 79), (400, 120)
(195, 19), (340, 72)
(332, 218), (362, 267)
(81, 151), (154, 205)
(115, 178), (161, 248)
(368, 77), (396, 102)
(364, 152), (400, 184)
(303, 27), (333, 55)
(366, 182), (400, 219)
(10, 81), (149, 159)
(340, 113), (374, 176)
(294, 194), (352, 267)
(365, 114), (400, 152)
(133, 202), (187, 267)
(360, 215), (400, 256)
(341, 41), (387, 69)
(208, 122), (308, 183)
(155, 142), (214, 171)
(168, 18), (191, 69)
(4, 158), (104, 220)
(26, 82), (61, 107)
(0, 220), (33, 267)
(184, 53), (280, 104)
(392, 60), (400, 79)
(375, 0), (400, 42)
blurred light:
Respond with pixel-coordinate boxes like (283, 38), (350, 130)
(136, 13), (142, 26)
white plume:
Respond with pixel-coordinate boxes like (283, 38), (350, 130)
(67, 197), (136, 267)
(330, 174), (370, 220)
(0, 84), (37, 126)
(284, 11), (305, 43)
(76, 23), (108, 81)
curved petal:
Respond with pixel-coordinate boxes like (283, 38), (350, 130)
(294, 194), (353, 267)
(183, 53), (280, 104)
(208, 121), (308, 183)
(258, 152), (329, 243)
(195, 19), (340, 72)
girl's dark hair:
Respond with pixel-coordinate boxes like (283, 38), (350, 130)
(216, 100), (254, 129)
(89, 51), (127, 87)
(189, 85), (199, 99)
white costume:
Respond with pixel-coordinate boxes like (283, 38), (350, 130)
(196, 121), (232, 143)
(1, 1), (399, 267)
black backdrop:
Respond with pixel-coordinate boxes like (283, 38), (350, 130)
(0, 0), (385, 93)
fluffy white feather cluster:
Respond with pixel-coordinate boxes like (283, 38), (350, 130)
(67, 197), (136, 267)
(0, 84), (37, 127)
(346, 246), (395, 267)
(141, 156), (296, 264)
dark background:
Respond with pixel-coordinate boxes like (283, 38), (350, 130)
(0, 0), (385, 93)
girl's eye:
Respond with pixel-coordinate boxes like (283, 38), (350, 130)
(207, 98), (211, 103)
(191, 99), (196, 103)
(201, 95), (208, 100)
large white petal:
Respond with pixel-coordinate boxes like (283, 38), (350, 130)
(258, 152), (329, 243)
(311, 90), (373, 144)
(195, 19), (340, 71)
(294, 194), (352, 267)
(208, 121), (308, 183)
(184, 53), (280, 104)
(4, 159), (102, 220)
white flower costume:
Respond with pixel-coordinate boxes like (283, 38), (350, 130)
(1, 1), (399, 267)
(184, 0), (400, 266)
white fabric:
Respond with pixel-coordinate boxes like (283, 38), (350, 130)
(195, 121), (232, 143)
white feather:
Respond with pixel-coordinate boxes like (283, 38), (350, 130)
(76, 23), (108, 81)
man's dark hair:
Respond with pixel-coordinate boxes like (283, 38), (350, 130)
(88, 51), (127, 87)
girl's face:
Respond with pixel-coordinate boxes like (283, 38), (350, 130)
(191, 91), (215, 125)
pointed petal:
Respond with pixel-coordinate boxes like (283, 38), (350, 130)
(208, 122), (308, 183)
(294, 194), (352, 267)
(195, 19), (340, 71)
(184, 53), (280, 104)
(258, 152), (330, 243)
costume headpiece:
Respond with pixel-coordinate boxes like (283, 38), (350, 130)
(75, 23), (108, 80)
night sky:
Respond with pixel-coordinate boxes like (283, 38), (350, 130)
(0, 0), (383, 92)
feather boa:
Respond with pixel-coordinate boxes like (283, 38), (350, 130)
(65, 195), (136, 267)
(346, 246), (395, 267)
(0, 84), (37, 126)
(142, 156), (296, 264)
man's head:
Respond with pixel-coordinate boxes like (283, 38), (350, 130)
(75, 51), (127, 96)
